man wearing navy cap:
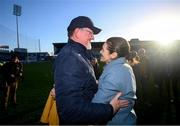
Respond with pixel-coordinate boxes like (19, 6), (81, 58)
(54, 16), (128, 124)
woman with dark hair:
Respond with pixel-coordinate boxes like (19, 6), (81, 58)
(92, 37), (137, 125)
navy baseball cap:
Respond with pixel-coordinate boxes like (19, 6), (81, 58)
(67, 16), (101, 35)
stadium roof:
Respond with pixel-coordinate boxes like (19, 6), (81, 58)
(0, 45), (9, 49)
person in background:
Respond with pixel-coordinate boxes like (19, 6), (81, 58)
(171, 46), (180, 124)
(1, 54), (23, 111)
(0, 62), (5, 88)
(90, 57), (101, 80)
(54, 16), (129, 125)
(132, 48), (149, 101)
(86, 48), (101, 80)
(0, 62), (5, 109)
(92, 37), (137, 125)
(127, 50), (140, 67)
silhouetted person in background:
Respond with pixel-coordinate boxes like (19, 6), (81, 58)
(87, 50), (101, 80)
(127, 50), (140, 67)
(90, 57), (101, 80)
(86, 42), (101, 80)
(1, 54), (23, 111)
(171, 47), (180, 124)
(135, 48), (149, 99)
(0, 62), (5, 109)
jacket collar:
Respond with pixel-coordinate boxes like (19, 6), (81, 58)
(68, 39), (87, 53)
(110, 57), (127, 65)
(105, 57), (128, 69)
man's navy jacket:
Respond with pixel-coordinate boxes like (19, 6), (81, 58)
(54, 39), (113, 124)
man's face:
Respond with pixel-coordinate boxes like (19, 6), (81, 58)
(77, 28), (94, 47)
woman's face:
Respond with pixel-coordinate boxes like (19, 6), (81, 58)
(100, 42), (113, 64)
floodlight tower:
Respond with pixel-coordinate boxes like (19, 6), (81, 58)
(13, 4), (22, 48)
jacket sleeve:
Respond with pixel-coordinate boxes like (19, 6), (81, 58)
(55, 52), (113, 124)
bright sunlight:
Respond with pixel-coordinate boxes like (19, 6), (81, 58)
(129, 12), (180, 46)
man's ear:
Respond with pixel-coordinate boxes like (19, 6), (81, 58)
(73, 28), (81, 39)
(74, 28), (80, 34)
(110, 52), (118, 59)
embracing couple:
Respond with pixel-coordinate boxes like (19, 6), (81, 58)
(54, 16), (137, 125)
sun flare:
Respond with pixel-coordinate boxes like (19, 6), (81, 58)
(129, 13), (180, 45)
